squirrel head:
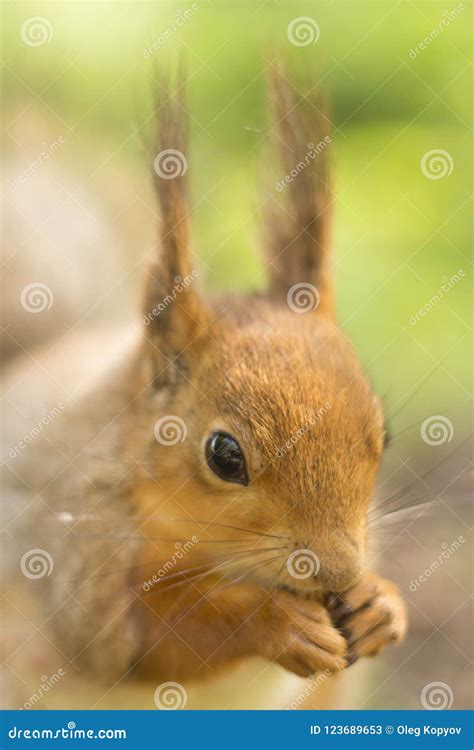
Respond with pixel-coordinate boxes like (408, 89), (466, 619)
(138, 66), (385, 596)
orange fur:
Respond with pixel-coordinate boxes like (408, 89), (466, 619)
(129, 66), (407, 681)
(2, 64), (407, 690)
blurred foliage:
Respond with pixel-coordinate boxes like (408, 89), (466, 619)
(2, 0), (472, 444)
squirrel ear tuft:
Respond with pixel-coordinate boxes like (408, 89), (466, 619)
(142, 65), (213, 381)
(263, 62), (334, 319)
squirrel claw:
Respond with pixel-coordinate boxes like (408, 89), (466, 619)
(261, 590), (348, 678)
(329, 572), (407, 662)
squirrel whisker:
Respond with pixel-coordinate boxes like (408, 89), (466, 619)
(370, 437), (470, 521)
(141, 555), (263, 597)
(368, 492), (471, 530)
(165, 554), (288, 628)
(35, 544), (287, 586)
(169, 555), (293, 642)
(158, 517), (292, 541)
(38, 549), (286, 612)
(206, 554), (289, 595)
(139, 545), (289, 591)
(36, 533), (271, 545)
(145, 550), (289, 602)
(267, 557), (293, 597)
(47, 512), (291, 541)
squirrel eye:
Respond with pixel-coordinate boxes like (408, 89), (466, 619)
(205, 432), (249, 485)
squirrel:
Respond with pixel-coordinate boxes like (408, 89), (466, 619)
(1, 64), (407, 703)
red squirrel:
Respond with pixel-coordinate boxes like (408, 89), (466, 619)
(2, 64), (407, 701)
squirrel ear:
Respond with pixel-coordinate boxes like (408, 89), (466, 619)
(142, 67), (213, 381)
(263, 63), (334, 319)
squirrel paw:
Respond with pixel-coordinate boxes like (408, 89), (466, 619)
(261, 590), (348, 678)
(327, 572), (407, 665)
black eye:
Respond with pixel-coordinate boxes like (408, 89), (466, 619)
(205, 432), (249, 485)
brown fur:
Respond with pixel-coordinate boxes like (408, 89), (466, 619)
(2, 65), (407, 695)
(264, 64), (333, 315)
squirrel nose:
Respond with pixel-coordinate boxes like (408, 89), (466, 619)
(316, 565), (361, 593)
(314, 547), (362, 592)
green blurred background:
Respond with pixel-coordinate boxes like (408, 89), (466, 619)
(3, 1), (471, 426)
(2, 0), (472, 708)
